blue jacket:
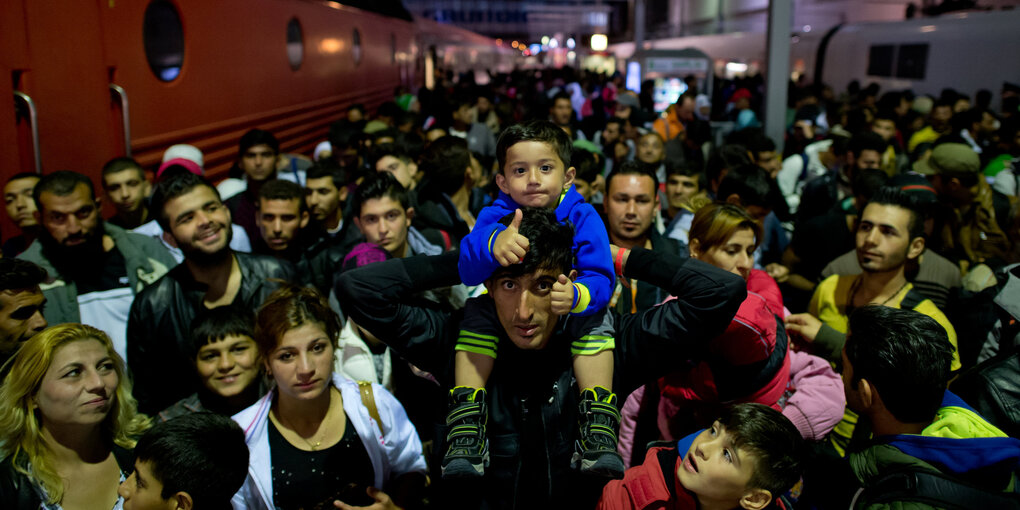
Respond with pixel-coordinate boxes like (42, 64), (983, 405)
(458, 186), (614, 316)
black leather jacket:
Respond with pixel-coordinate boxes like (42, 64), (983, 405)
(127, 252), (296, 415)
(336, 248), (745, 509)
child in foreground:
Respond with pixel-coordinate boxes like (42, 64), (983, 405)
(598, 403), (804, 510)
(119, 413), (249, 510)
(449, 120), (620, 479)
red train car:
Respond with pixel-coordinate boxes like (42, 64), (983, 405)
(0, 0), (509, 240)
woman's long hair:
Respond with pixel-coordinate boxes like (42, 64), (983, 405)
(688, 202), (763, 254)
(0, 324), (150, 503)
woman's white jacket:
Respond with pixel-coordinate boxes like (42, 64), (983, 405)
(230, 374), (427, 509)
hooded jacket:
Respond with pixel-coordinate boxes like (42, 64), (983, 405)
(850, 391), (1020, 509)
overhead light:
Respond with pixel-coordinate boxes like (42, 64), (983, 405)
(541, 36), (550, 45)
(567, 38), (576, 49)
(591, 34), (608, 52)
(726, 62), (748, 73)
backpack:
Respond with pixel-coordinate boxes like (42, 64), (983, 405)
(852, 467), (1020, 509)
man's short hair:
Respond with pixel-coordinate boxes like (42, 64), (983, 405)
(604, 117), (624, 132)
(719, 403), (804, 501)
(149, 171), (220, 232)
(419, 135), (470, 195)
(0, 259), (47, 293)
(952, 106), (992, 133)
(305, 162), (348, 190)
(369, 143), (414, 169)
(848, 131), (888, 158)
(238, 129), (280, 156)
(743, 131), (777, 155)
(851, 168), (889, 202)
(606, 160), (659, 194)
(496, 121), (572, 175)
(257, 179), (306, 212)
(134, 413), (249, 507)
(33, 171), (95, 211)
(490, 208), (574, 281)
(846, 306), (954, 423)
(865, 186), (925, 240)
(189, 306), (255, 360)
(571, 148), (600, 183)
(706, 144), (752, 188)
(5, 172), (39, 187)
(716, 164), (772, 209)
(551, 91), (572, 106)
(350, 172), (410, 218)
(101, 157), (144, 183)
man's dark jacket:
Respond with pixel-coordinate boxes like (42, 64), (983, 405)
(336, 248), (745, 509)
(127, 252), (296, 414)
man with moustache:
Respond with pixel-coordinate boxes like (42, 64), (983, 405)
(784, 186), (962, 461)
(127, 171), (295, 414)
(18, 171), (175, 360)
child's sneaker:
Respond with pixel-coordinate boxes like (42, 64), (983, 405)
(572, 386), (625, 479)
(441, 386), (490, 479)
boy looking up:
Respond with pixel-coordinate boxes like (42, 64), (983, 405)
(453, 121), (618, 479)
(598, 403), (804, 510)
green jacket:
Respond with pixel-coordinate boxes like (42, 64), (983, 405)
(849, 391), (1020, 509)
(18, 223), (177, 325)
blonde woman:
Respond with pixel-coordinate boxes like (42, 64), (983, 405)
(0, 323), (150, 508)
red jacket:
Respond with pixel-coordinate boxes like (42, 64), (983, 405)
(598, 446), (697, 510)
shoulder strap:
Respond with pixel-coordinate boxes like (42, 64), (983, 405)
(439, 229), (452, 251)
(900, 287), (926, 311)
(357, 380), (384, 434)
(857, 468), (1020, 510)
(799, 152), (810, 182)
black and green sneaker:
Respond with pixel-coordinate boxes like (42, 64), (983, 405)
(572, 386), (625, 479)
(441, 386), (490, 479)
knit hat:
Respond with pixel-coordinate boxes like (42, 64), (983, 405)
(162, 144), (204, 169)
(157, 157), (203, 179)
(913, 143), (980, 176)
(342, 242), (391, 272)
(889, 173), (938, 205)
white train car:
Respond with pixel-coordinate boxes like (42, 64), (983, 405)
(610, 10), (1020, 103)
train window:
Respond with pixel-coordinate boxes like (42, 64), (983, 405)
(867, 45), (895, 78)
(143, 0), (184, 82)
(896, 44), (929, 80)
(353, 29), (362, 66)
(287, 18), (304, 70)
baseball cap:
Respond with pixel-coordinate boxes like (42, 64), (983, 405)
(157, 158), (203, 179)
(730, 88), (752, 103)
(912, 143), (979, 176)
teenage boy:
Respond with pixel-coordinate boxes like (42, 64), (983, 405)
(119, 413), (249, 510)
(453, 120), (618, 479)
(102, 157), (152, 229)
(598, 403), (804, 510)
(158, 306), (263, 421)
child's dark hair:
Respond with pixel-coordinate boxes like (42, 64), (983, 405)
(719, 403), (804, 501)
(189, 306), (256, 360)
(571, 148), (600, 184)
(135, 413), (249, 508)
(490, 208), (574, 280)
(496, 121), (572, 174)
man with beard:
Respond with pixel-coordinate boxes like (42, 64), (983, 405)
(18, 171), (175, 360)
(784, 186), (962, 459)
(127, 171), (296, 414)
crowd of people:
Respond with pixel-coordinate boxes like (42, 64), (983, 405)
(0, 65), (1019, 510)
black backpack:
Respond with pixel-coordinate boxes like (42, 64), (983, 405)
(853, 467), (1020, 509)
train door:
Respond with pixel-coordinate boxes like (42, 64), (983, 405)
(0, 0), (127, 239)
